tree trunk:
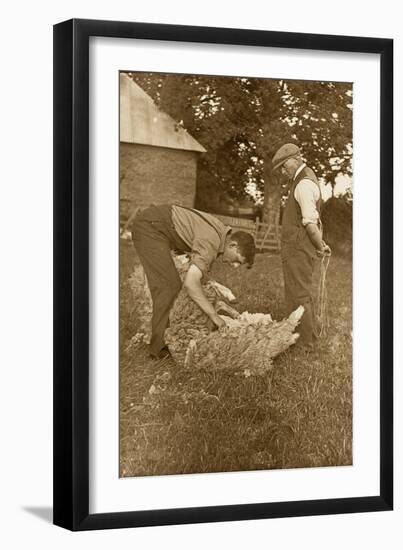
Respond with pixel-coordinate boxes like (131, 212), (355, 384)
(262, 178), (282, 226)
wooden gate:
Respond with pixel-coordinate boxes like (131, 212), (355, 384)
(214, 214), (280, 252)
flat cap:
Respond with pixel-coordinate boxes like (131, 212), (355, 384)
(272, 143), (301, 171)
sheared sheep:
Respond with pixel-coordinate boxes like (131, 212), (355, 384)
(165, 258), (241, 367)
(129, 254), (303, 375)
(183, 308), (304, 376)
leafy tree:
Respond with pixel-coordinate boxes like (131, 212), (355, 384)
(128, 72), (352, 223)
(321, 196), (352, 257)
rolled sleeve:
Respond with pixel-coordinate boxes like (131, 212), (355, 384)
(190, 233), (221, 276)
(294, 179), (320, 226)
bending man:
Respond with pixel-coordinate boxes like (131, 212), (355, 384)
(131, 204), (256, 358)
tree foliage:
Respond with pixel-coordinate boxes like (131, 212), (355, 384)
(321, 196), (353, 257)
(128, 72), (352, 219)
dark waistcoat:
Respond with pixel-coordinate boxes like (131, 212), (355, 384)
(281, 166), (322, 256)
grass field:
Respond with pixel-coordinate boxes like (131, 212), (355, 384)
(120, 240), (352, 477)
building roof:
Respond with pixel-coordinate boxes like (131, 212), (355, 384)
(120, 73), (206, 153)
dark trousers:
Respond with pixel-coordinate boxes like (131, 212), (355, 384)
(131, 205), (190, 356)
(282, 246), (316, 345)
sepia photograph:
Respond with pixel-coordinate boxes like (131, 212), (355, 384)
(119, 70), (353, 478)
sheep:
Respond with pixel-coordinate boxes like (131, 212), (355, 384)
(165, 256), (240, 366)
(128, 254), (238, 347)
(183, 307), (304, 376)
(129, 254), (303, 375)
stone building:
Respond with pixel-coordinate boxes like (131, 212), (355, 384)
(120, 73), (206, 222)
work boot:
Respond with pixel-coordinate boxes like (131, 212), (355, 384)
(149, 346), (171, 360)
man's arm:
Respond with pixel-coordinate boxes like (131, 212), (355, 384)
(295, 179), (331, 255)
(183, 264), (225, 328)
(305, 223), (331, 255)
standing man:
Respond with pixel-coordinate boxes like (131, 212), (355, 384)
(272, 143), (331, 347)
(131, 204), (256, 359)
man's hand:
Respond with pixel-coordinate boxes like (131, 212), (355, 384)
(184, 264), (224, 325)
(306, 223), (325, 251)
(184, 266), (226, 330)
(316, 242), (332, 257)
(211, 314), (226, 330)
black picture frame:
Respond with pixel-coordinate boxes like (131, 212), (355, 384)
(53, 18), (393, 531)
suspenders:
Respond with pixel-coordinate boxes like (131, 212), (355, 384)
(174, 205), (224, 241)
